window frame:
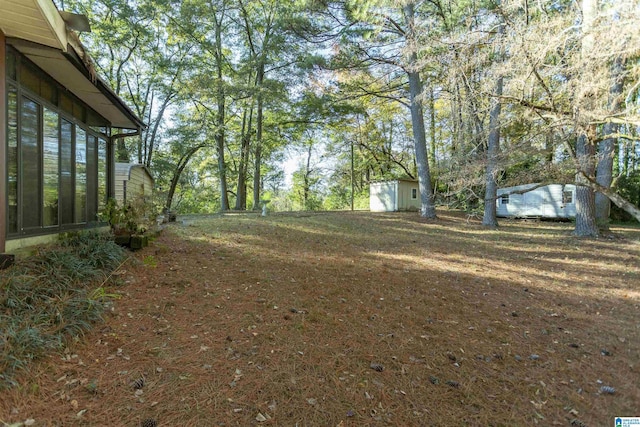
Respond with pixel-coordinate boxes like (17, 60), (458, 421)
(5, 47), (111, 238)
(562, 190), (574, 205)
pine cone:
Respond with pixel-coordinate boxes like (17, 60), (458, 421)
(141, 418), (157, 427)
(132, 377), (145, 390)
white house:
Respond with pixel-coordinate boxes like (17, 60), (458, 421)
(496, 183), (576, 218)
(115, 163), (154, 205)
(370, 180), (420, 212)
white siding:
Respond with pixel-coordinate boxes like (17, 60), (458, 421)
(114, 163), (129, 204)
(114, 163), (154, 204)
(370, 181), (397, 212)
(497, 184), (576, 218)
(370, 180), (420, 212)
(397, 180), (420, 211)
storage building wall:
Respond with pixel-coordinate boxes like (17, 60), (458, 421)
(114, 163), (154, 205)
(497, 184), (576, 218)
(397, 180), (420, 211)
(370, 181), (397, 212)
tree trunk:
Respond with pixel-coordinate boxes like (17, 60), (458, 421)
(216, 90), (229, 211)
(404, 2), (436, 219)
(215, 18), (230, 212)
(595, 58), (624, 224)
(583, 175), (640, 222)
(428, 87), (437, 172)
(144, 95), (173, 168)
(483, 75), (503, 228)
(574, 0), (598, 237)
(165, 144), (206, 213)
(304, 144), (312, 209)
(350, 138), (355, 211)
(235, 105), (253, 210)
(252, 65), (265, 210)
(116, 137), (129, 162)
(574, 134), (599, 237)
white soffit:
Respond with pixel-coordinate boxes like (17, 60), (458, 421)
(0, 0), (67, 50)
(10, 40), (141, 129)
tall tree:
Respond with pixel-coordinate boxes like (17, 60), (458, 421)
(320, 0), (438, 217)
(573, 0), (600, 237)
(403, 2), (436, 218)
(483, 14), (505, 228)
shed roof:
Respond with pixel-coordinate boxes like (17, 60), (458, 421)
(371, 179), (418, 184)
(115, 163), (154, 184)
(0, 0), (144, 130)
(497, 183), (541, 193)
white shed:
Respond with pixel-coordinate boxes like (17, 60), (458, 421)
(115, 163), (154, 205)
(370, 180), (420, 212)
(496, 183), (576, 218)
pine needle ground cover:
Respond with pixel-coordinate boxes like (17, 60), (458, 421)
(1, 211), (638, 426)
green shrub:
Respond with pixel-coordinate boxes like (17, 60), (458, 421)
(0, 231), (127, 388)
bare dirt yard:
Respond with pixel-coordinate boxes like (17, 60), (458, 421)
(2, 210), (639, 426)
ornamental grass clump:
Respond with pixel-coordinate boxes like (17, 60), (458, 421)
(0, 231), (126, 387)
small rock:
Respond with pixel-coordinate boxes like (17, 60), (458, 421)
(515, 355), (522, 361)
(600, 349), (611, 356)
(529, 354), (540, 361)
(429, 376), (439, 385)
(445, 380), (460, 388)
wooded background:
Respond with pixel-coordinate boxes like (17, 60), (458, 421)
(55, 0), (640, 236)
